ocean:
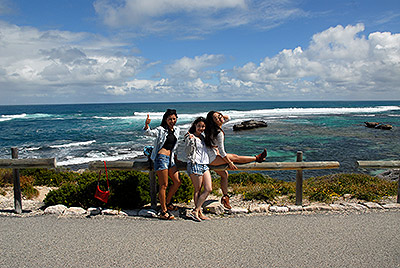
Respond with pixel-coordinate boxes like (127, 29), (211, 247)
(1, 101), (399, 180)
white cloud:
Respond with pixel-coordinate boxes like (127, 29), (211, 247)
(0, 21), (147, 101)
(228, 24), (400, 100)
(94, 0), (306, 36)
(106, 77), (218, 100)
(106, 78), (172, 95)
(105, 24), (400, 101)
(166, 54), (225, 79)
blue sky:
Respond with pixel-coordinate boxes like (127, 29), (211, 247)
(0, 0), (399, 104)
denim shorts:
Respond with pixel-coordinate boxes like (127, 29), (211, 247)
(154, 154), (175, 171)
(187, 162), (209, 175)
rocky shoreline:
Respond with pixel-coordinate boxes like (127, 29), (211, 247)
(1, 187), (399, 219)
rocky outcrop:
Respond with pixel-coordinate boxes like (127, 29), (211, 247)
(364, 122), (393, 130)
(233, 120), (268, 131)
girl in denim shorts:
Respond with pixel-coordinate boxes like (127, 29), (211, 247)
(144, 109), (181, 220)
(184, 117), (212, 221)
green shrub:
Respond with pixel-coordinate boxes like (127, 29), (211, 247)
(21, 168), (78, 186)
(0, 168), (13, 186)
(44, 170), (193, 209)
(168, 172), (194, 204)
(20, 175), (39, 199)
(228, 172), (274, 185)
(44, 183), (78, 207)
(304, 173), (397, 202)
(232, 179), (295, 201)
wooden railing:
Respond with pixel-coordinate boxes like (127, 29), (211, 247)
(1, 148), (56, 213)
(2, 147), (399, 214)
(89, 151), (340, 208)
(357, 161), (400, 203)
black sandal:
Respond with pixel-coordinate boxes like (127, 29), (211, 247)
(159, 210), (175, 220)
(167, 202), (178, 211)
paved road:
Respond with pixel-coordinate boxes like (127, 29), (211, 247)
(0, 211), (399, 267)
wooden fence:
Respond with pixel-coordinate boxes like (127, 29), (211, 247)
(357, 161), (400, 204)
(1, 148), (56, 213)
(1, 147), (399, 214)
(88, 151), (340, 208)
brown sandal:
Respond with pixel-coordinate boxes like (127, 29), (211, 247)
(255, 148), (267, 163)
(221, 194), (232, 209)
(159, 211), (175, 220)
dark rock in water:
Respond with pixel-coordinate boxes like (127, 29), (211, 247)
(375, 124), (393, 130)
(364, 122), (380, 128)
(233, 120), (268, 131)
(364, 122), (393, 130)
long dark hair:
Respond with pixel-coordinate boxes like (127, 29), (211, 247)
(160, 109), (178, 129)
(205, 111), (222, 146)
(188, 117), (206, 134)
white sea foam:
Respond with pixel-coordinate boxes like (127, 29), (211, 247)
(0, 113), (54, 122)
(25, 147), (41, 151)
(133, 111), (206, 120)
(57, 150), (142, 166)
(50, 140), (96, 149)
(219, 106), (400, 118)
(130, 106), (400, 122)
(0, 113), (27, 122)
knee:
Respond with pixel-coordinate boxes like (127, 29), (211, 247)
(159, 183), (168, 191)
(230, 154), (239, 161)
(204, 186), (212, 194)
(174, 178), (182, 187)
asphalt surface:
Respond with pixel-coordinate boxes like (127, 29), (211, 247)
(0, 210), (399, 267)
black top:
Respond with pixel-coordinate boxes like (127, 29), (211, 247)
(162, 129), (177, 150)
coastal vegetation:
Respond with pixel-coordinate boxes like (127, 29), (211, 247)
(0, 168), (397, 208)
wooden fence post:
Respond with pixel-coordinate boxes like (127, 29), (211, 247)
(397, 174), (400, 204)
(148, 157), (157, 209)
(11, 147), (22, 214)
(295, 151), (303, 206)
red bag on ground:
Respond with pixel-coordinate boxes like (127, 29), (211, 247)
(94, 161), (110, 203)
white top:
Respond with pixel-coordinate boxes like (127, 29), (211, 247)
(192, 136), (209, 164)
(207, 131), (227, 163)
(185, 133), (209, 164)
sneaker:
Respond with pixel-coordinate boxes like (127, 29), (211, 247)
(187, 210), (201, 222)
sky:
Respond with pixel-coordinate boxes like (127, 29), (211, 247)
(0, 0), (399, 105)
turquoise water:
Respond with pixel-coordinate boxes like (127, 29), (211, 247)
(1, 101), (399, 180)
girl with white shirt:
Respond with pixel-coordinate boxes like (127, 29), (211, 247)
(185, 117), (212, 221)
(205, 111), (267, 209)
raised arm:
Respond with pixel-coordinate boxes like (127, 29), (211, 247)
(144, 114), (151, 130)
(143, 114), (158, 136)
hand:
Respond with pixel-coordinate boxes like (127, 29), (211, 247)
(145, 114), (151, 126)
(228, 161), (237, 170)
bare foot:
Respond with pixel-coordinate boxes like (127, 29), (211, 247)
(199, 211), (210, 220)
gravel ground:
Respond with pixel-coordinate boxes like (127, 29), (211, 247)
(0, 210), (399, 268)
